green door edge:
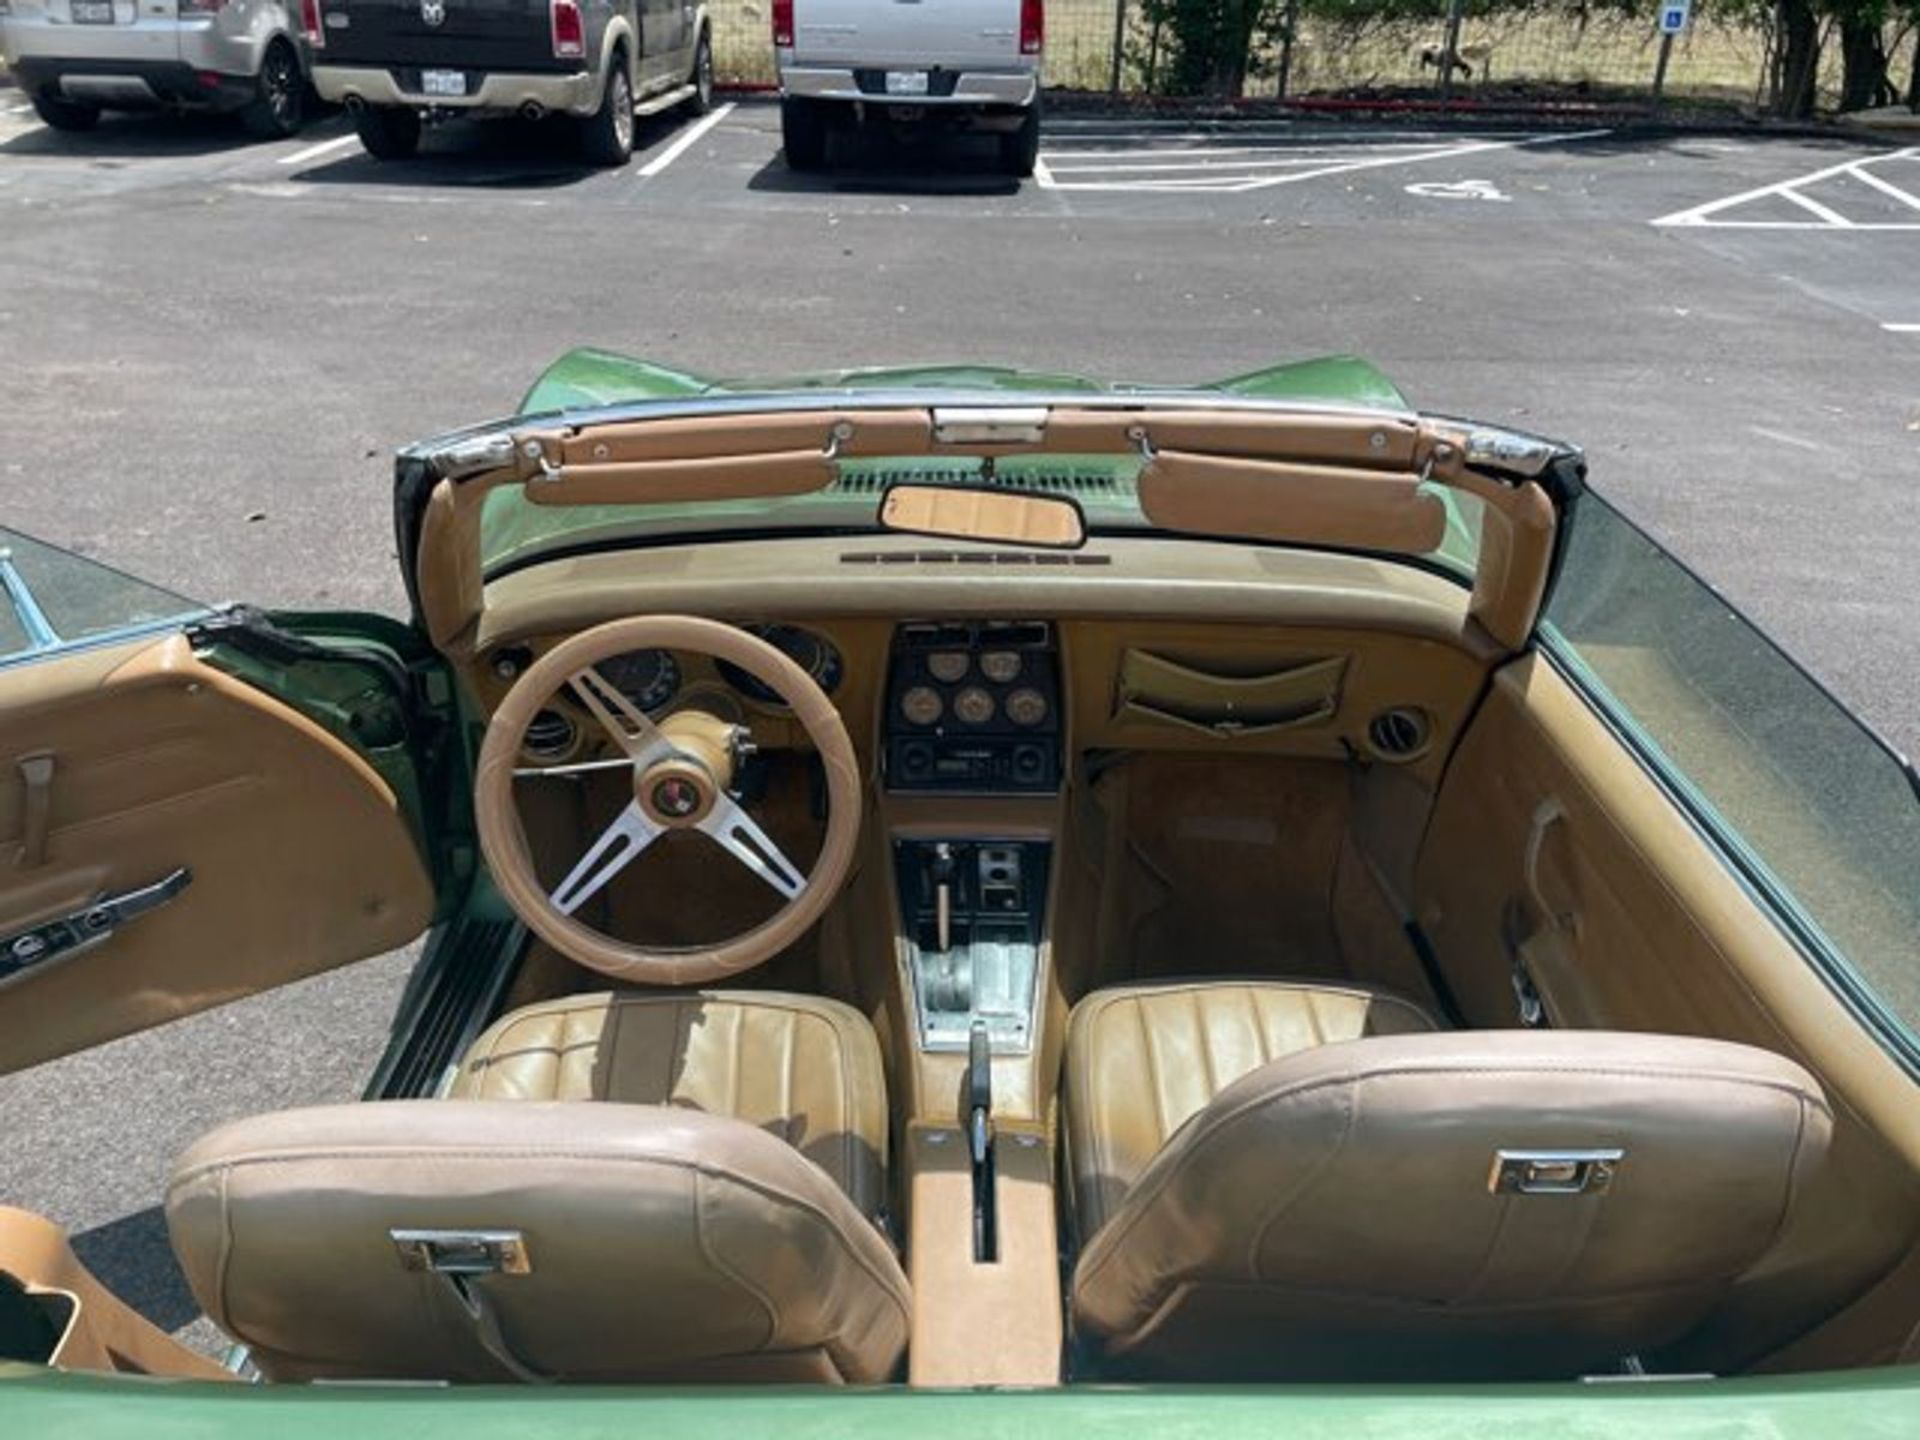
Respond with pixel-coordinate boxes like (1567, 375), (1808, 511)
(3, 1365), (1917, 1438)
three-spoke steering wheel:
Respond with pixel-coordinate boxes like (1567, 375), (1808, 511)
(475, 617), (862, 987)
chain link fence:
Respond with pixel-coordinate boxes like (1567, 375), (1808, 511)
(713, 1), (1920, 118)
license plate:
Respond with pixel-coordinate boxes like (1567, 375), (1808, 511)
(420, 68), (466, 97)
(884, 70), (929, 96)
(71, 1), (115, 22)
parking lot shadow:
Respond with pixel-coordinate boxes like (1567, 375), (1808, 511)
(69, 1206), (202, 1333)
(750, 127), (1021, 198)
(0, 108), (281, 160)
(288, 112), (707, 190)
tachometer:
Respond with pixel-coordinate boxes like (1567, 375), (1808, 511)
(597, 649), (681, 712)
(717, 625), (843, 707)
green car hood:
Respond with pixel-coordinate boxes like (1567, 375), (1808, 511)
(517, 350), (1413, 416)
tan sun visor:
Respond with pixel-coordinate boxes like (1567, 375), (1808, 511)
(1139, 450), (1448, 553)
(522, 410), (935, 506)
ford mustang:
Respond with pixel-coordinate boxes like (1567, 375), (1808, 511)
(0, 352), (1915, 1435)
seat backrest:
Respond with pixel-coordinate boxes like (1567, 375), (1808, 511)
(1070, 1030), (1831, 1380)
(166, 1100), (910, 1383)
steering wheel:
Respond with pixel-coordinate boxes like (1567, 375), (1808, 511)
(475, 616), (862, 987)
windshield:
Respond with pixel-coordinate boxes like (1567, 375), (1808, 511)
(479, 452), (1487, 581)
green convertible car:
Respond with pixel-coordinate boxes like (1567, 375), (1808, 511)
(0, 352), (1916, 1435)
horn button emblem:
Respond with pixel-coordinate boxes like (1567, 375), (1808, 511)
(420, 0), (445, 26)
(651, 775), (703, 820)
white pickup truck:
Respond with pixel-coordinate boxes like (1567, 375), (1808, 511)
(771, 0), (1042, 176)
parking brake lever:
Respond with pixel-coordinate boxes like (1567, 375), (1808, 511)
(967, 1019), (997, 1262)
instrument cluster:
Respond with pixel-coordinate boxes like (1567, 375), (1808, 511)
(884, 621), (1062, 793)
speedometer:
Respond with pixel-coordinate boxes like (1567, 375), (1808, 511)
(717, 625), (843, 707)
(596, 649), (681, 712)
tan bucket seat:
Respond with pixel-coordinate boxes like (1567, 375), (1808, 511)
(167, 991), (907, 1383)
(1062, 979), (1832, 1380)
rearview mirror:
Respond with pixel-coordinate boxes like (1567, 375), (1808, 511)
(878, 484), (1087, 550)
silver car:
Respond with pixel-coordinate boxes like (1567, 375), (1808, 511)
(0, 0), (309, 135)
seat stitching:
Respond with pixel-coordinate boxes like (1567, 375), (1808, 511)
(1192, 991), (1217, 1101)
(1136, 999), (1170, 1153)
(693, 1168), (782, 1350)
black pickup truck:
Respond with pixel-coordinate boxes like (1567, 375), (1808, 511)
(303, 0), (712, 165)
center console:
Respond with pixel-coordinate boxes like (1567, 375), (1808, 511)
(894, 839), (1049, 1053)
(882, 620), (1068, 1385)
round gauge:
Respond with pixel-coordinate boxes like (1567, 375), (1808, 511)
(953, 686), (996, 726)
(980, 650), (1023, 684)
(900, 686), (944, 726)
(1005, 688), (1049, 728)
(595, 649), (681, 712)
(927, 651), (970, 684)
(716, 625), (843, 707)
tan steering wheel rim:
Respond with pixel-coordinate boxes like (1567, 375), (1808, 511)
(475, 615), (862, 987)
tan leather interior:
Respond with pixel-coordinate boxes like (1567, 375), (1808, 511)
(0, 633), (433, 1075)
(1063, 980), (1439, 1242)
(165, 1098), (911, 1384)
(448, 990), (890, 1218)
(1068, 1023), (1833, 1380)
(1415, 654), (1920, 1371)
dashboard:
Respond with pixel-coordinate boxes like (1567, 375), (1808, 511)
(882, 620), (1062, 794)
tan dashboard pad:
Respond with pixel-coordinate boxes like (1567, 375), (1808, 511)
(476, 616), (862, 987)
(1139, 452), (1448, 554)
(524, 449), (834, 506)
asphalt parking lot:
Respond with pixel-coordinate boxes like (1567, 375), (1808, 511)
(2, 90), (1917, 1352)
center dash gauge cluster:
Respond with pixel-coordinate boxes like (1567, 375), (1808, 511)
(883, 621), (1061, 793)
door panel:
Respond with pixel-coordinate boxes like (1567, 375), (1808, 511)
(1415, 653), (1920, 1370)
(0, 632), (433, 1075)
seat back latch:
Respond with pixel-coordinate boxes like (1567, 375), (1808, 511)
(1489, 1148), (1624, 1196)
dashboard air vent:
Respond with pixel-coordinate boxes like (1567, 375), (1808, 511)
(831, 467), (1127, 497)
(1366, 707), (1431, 761)
(523, 708), (577, 762)
(840, 550), (1112, 567)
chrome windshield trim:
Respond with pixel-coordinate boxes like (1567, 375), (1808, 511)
(405, 388), (1430, 481)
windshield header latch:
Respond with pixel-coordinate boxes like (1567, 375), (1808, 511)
(932, 407), (1049, 446)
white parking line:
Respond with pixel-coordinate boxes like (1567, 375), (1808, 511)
(637, 101), (733, 178)
(1652, 146), (1920, 230)
(3, 102), (34, 116)
(279, 133), (361, 167)
(1884, 322), (1920, 333)
(1035, 128), (1610, 195)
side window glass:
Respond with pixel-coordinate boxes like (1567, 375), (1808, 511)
(1, 529), (206, 664)
(1541, 491), (1920, 1049)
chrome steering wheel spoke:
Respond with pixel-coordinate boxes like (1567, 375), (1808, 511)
(567, 666), (668, 763)
(696, 794), (806, 900)
(550, 800), (661, 916)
